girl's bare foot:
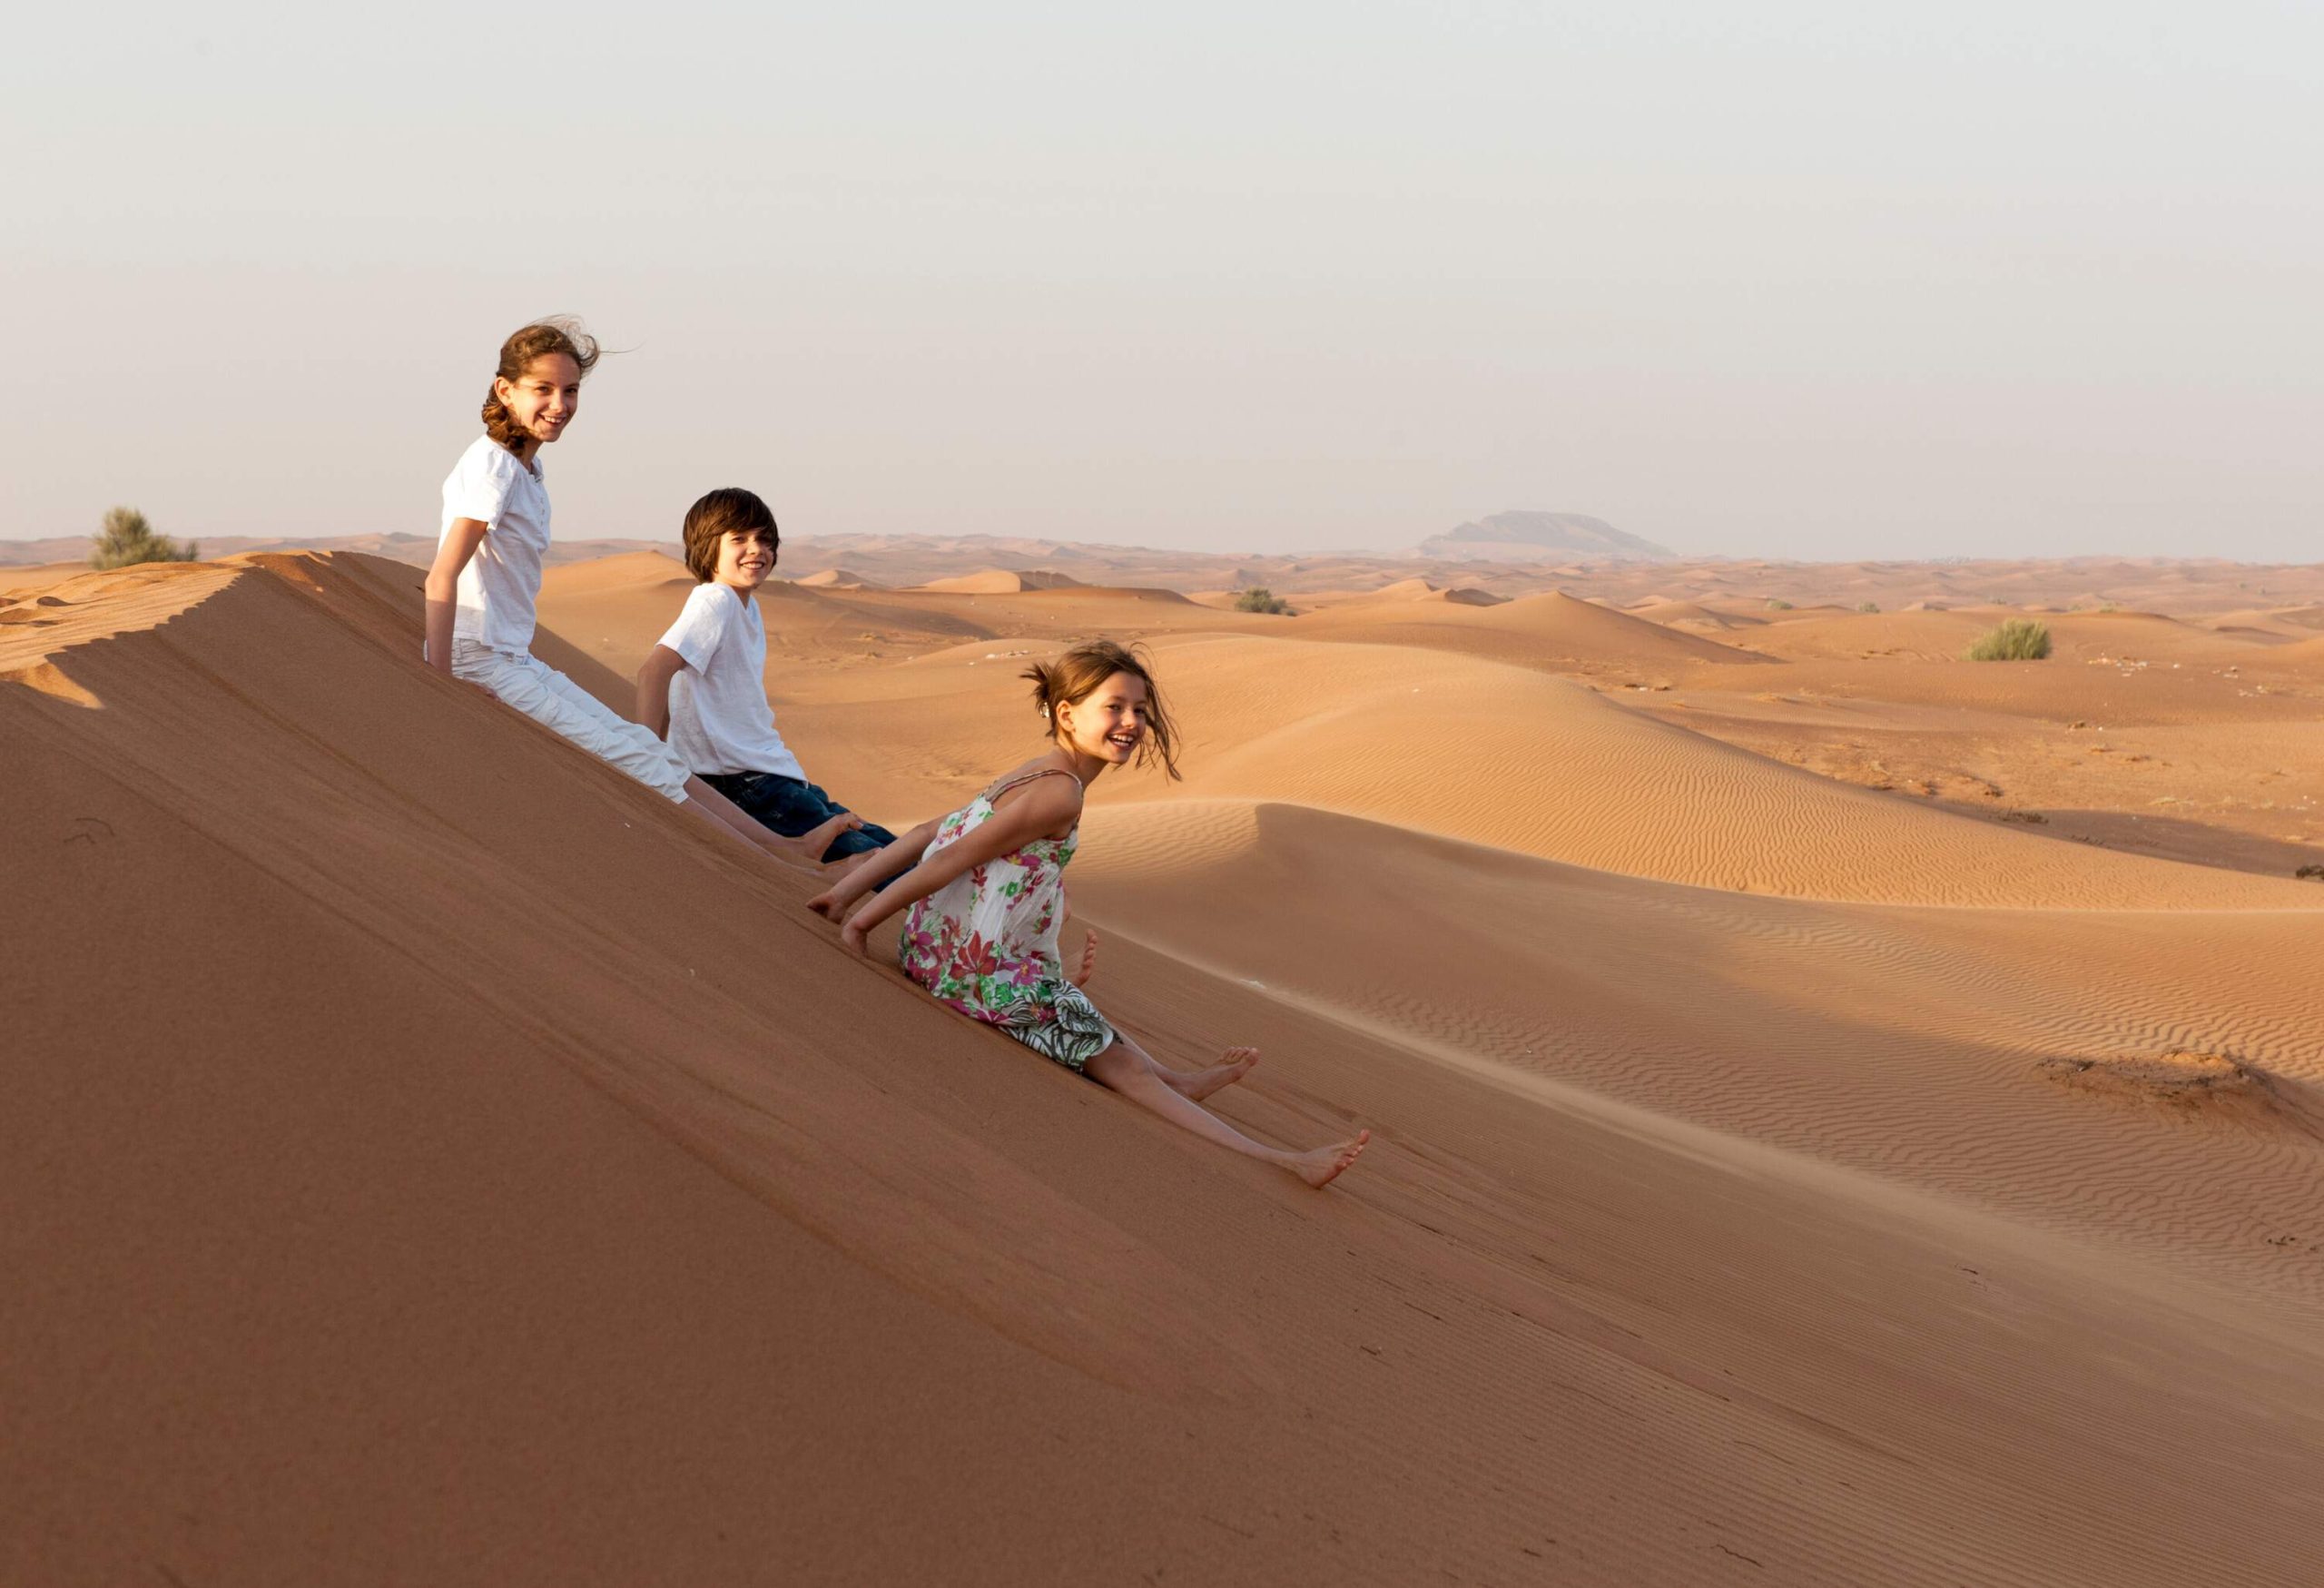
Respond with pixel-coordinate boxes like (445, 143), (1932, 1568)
(1070, 930), (1098, 988)
(1288, 1129), (1370, 1189)
(1168, 1046), (1259, 1102)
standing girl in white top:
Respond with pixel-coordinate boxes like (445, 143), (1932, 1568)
(421, 317), (852, 865)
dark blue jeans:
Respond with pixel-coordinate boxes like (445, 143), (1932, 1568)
(700, 772), (898, 863)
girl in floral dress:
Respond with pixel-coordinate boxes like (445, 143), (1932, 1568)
(810, 639), (1369, 1188)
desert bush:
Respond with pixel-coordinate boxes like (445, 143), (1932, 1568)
(1855, 600), (1879, 613)
(1765, 597), (1793, 611)
(1965, 618), (2052, 661)
(1235, 587), (1294, 615)
(90, 506), (197, 569)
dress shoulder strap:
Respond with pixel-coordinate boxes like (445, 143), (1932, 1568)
(982, 765), (1085, 805)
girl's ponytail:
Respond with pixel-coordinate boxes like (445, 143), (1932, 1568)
(1022, 658), (1061, 723)
(482, 316), (602, 450)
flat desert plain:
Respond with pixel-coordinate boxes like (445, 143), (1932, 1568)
(6, 548), (2323, 1586)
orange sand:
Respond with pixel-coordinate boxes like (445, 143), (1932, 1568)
(7, 549), (2323, 1585)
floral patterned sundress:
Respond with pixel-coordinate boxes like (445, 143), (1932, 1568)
(897, 767), (1118, 1072)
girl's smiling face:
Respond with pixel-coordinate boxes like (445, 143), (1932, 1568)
(1057, 670), (1151, 767)
(492, 352), (582, 449)
(715, 527), (777, 590)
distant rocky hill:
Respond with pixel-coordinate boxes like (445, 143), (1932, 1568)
(1416, 511), (1672, 562)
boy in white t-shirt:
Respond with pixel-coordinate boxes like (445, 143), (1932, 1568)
(637, 488), (898, 863)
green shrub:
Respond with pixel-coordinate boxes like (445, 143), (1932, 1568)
(1765, 597), (1794, 611)
(90, 506), (197, 569)
(1965, 618), (2052, 661)
(1855, 600), (1879, 613)
(1234, 587), (1294, 615)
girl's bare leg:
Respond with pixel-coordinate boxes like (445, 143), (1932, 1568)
(1083, 1042), (1368, 1188)
(1112, 1029), (1258, 1103)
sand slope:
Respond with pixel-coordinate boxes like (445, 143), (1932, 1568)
(1291, 588), (1768, 671)
(10, 552), (2324, 1586)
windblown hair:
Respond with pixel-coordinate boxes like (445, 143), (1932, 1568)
(1021, 639), (1181, 781)
(681, 488), (779, 583)
(481, 316), (601, 450)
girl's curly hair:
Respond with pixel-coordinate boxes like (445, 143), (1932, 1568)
(481, 316), (600, 450)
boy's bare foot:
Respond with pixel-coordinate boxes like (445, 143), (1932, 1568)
(802, 812), (864, 857)
(1289, 1129), (1370, 1189)
(1170, 1046), (1259, 1101)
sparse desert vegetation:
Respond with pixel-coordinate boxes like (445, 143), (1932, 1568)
(1234, 586), (1295, 615)
(88, 506), (197, 569)
(1966, 618), (2052, 661)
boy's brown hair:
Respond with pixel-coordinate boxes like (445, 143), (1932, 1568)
(1020, 638), (1183, 780)
(681, 488), (779, 583)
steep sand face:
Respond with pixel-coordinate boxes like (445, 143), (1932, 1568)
(12, 551), (2324, 1585)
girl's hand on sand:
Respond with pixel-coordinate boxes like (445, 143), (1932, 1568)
(1070, 930), (1098, 988)
(840, 919), (870, 956)
(806, 886), (845, 922)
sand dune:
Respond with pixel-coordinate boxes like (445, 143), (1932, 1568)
(12, 549), (2324, 1585)
(1339, 577), (1506, 607)
(1290, 587), (1766, 672)
(1076, 798), (2324, 1305)
(785, 634), (2318, 910)
(916, 567), (1085, 594)
(1625, 597), (1764, 630)
(793, 567), (886, 589)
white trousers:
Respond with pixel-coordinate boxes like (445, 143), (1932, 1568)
(451, 641), (691, 803)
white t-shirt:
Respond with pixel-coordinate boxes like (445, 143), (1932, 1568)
(438, 435), (551, 654)
(657, 582), (807, 781)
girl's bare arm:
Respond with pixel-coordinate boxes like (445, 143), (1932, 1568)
(812, 815), (936, 906)
(839, 780), (1079, 952)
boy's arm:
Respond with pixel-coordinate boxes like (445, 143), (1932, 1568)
(636, 644), (687, 739)
(422, 519), (488, 681)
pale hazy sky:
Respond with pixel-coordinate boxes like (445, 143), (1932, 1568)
(5, 3), (2319, 559)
